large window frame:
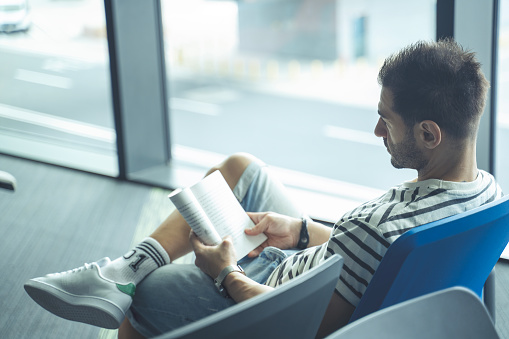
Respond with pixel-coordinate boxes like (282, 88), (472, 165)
(0, 0), (500, 221)
(104, 0), (500, 192)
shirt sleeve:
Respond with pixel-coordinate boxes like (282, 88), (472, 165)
(325, 218), (390, 307)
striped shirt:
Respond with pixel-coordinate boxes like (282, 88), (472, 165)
(265, 170), (502, 307)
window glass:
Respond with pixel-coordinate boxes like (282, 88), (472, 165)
(0, 0), (117, 175)
(496, 0), (509, 192)
(161, 0), (436, 218)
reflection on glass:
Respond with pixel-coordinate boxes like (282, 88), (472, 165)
(496, 0), (509, 192)
(0, 0), (117, 176)
(162, 0), (435, 199)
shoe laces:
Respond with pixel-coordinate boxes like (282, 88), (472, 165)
(51, 262), (95, 276)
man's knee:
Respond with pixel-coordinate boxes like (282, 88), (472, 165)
(131, 264), (206, 313)
(207, 153), (264, 190)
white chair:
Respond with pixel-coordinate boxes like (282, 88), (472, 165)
(155, 254), (344, 339)
(326, 286), (499, 339)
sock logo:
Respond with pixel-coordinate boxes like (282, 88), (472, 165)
(129, 254), (148, 272)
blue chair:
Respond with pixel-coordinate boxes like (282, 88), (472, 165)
(154, 254), (343, 339)
(327, 287), (499, 339)
(349, 194), (509, 323)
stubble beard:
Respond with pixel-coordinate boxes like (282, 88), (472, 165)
(386, 133), (427, 170)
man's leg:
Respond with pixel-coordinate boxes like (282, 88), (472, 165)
(23, 153), (260, 329)
(121, 154), (306, 337)
(99, 153), (258, 282)
(149, 152), (258, 260)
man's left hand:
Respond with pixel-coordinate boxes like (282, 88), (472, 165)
(189, 231), (238, 279)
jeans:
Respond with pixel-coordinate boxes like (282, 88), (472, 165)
(126, 160), (305, 337)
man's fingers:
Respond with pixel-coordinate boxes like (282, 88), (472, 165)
(246, 212), (262, 222)
(221, 235), (234, 247)
(247, 212), (268, 226)
(247, 241), (268, 257)
(247, 247), (262, 258)
(189, 231), (212, 254)
(245, 216), (269, 236)
(189, 231), (202, 250)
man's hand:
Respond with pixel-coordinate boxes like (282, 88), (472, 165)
(245, 212), (301, 257)
(189, 231), (238, 279)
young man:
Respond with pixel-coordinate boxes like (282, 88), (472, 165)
(25, 39), (502, 338)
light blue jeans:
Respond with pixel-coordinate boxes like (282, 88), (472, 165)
(126, 160), (305, 337)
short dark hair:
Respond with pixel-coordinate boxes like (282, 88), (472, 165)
(377, 38), (489, 139)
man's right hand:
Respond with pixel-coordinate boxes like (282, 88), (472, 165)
(245, 212), (302, 257)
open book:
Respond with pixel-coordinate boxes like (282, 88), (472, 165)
(168, 170), (267, 260)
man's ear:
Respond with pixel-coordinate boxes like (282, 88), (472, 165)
(417, 120), (441, 149)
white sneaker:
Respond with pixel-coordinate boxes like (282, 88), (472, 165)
(24, 258), (135, 329)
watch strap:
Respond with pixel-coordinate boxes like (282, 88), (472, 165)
(214, 264), (245, 297)
(297, 217), (310, 249)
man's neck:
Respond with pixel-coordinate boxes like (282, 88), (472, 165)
(417, 143), (478, 183)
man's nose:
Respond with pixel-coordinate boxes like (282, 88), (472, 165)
(374, 118), (387, 138)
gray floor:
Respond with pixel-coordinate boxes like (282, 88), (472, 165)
(1, 154), (509, 338)
(0, 154), (166, 339)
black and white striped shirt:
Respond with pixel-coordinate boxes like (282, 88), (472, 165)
(265, 170), (502, 306)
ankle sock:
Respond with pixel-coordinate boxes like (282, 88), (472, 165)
(101, 237), (171, 285)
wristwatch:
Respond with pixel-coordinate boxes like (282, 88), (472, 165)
(214, 264), (245, 297)
(297, 217), (310, 249)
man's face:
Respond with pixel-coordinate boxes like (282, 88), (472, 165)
(375, 87), (427, 170)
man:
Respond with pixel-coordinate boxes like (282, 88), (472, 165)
(25, 39), (502, 338)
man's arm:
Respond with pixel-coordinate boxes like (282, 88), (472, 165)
(245, 212), (333, 256)
(190, 229), (354, 337)
(222, 271), (274, 302)
(307, 219), (334, 247)
(189, 232), (272, 302)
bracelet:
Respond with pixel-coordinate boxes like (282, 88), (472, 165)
(297, 217), (309, 249)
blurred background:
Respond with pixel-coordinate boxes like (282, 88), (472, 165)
(1, 0), (507, 220)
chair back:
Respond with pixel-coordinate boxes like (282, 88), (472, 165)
(350, 195), (509, 322)
(156, 254), (343, 339)
(328, 287), (499, 339)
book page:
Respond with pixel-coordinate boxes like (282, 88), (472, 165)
(190, 171), (267, 260)
(168, 187), (222, 246)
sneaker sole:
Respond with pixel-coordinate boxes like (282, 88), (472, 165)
(24, 279), (126, 329)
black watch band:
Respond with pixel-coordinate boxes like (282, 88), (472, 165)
(297, 217), (309, 249)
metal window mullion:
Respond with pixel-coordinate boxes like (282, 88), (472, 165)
(453, 0), (498, 175)
(104, 0), (170, 180)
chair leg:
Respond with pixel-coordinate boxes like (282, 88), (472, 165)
(483, 267), (496, 324)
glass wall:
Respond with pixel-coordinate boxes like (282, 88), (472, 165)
(496, 0), (509, 193)
(2, 0), (504, 219)
(0, 0), (117, 175)
(161, 0), (436, 218)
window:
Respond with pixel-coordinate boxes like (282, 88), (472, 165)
(0, 0), (116, 175)
(496, 0), (509, 192)
(161, 0), (436, 219)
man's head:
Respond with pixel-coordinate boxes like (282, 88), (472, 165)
(378, 38), (489, 141)
(375, 39), (489, 174)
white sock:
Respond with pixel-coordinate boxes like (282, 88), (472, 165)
(101, 237), (170, 285)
